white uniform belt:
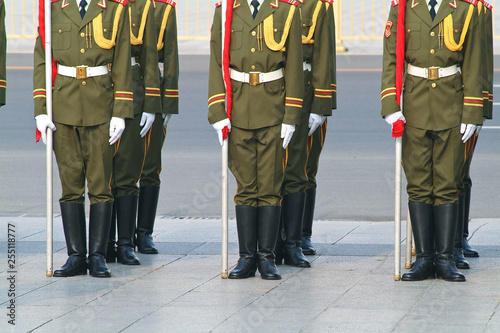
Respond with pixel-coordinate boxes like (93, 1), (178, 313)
(407, 64), (460, 80)
(229, 68), (283, 86)
(303, 62), (312, 71)
(57, 64), (109, 79)
(131, 57), (138, 66)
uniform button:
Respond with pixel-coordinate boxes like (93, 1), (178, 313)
(251, 48), (256, 53)
(274, 28), (278, 32)
(307, 81), (311, 85)
(455, 29), (459, 33)
(407, 28), (411, 33)
(251, 65), (256, 70)
(80, 49), (85, 54)
(104, 28), (107, 33)
(252, 31), (256, 36)
(303, 24), (306, 27)
(59, 29), (62, 34)
(82, 81), (87, 86)
(430, 32), (435, 37)
(430, 49), (435, 54)
(80, 32), (85, 37)
(133, 23), (137, 27)
(431, 83), (436, 88)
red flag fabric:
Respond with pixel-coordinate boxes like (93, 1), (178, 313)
(36, 0), (57, 142)
(395, 0), (405, 107)
(221, 0), (234, 140)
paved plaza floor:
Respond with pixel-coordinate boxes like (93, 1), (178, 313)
(1, 215), (500, 332)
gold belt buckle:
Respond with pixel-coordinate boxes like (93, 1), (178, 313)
(249, 72), (260, 87)
(427, 67), (439, 80)
(76, 66), (88, 79)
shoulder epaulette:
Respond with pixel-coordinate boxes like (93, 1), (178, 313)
(483, 1), (493, 9)
(461, 0), (478, 5)
(156, 0), (176, 6)
(110, 0), (128, 6)
(278, 0), (299, 6)
(52, 0), (60, 2)
(391, 0), (399, 7)
(215, 1), (221, 7)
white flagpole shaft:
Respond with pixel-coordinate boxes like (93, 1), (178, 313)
(405, 203), (413, 269)
(221, 139), (229, 279)
(45, 0), (54, 277)
(394, 137), (402, 281)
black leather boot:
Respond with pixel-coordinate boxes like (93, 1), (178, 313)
(453, 195), (469, 269)
(54, 202), (88, 277)
(301, 188), (317, 255)
(463, 186), (479, 257)
(88, 202), (113, 277)
(257, 206), (282, 280)
(116, 195), (141, 265)
(105, 201), (117, 263)
(401, 201), (435, 281)
(229, 205), (258, 279)
(136, 186), (160, 254)
(283, 193), (310, 267)
(274, 210), (285, 265)
(434, 203), (465, 282)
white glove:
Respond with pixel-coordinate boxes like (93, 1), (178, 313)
(476, 125), (482, 136)
(308, 113), (326, 136)
(140, 112), (156, 137)
(281, 123), (295, 149)
(460, 123), (477, 143)
(109, 117), (125, 145)
(384, 111), (406, 125)
(212, 118), (231, 145)
(162, 114), (172, 127)
(35, 114), (56, 144)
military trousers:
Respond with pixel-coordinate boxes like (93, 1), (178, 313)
(460, 130), (479, 193)
(306, 119), (327, 190)
(402, 125), (465, 206)
(282, 71), (313, 195)
(140, 113), (166, 187)
(53, 121), (114, 204)
(111, 113), (147, 197)
(229, 124), (284, 207)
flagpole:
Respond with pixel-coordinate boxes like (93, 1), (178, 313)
(221, 138), (229, 279)
(45, 0), (54, 278)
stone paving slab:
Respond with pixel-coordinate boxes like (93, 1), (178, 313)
(0, 216), (500, 332)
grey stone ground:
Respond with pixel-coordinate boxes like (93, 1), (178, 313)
(1, 215), (500, 332)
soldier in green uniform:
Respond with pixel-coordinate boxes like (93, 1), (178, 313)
(381, 0), (483, 282)
(0, 0), (5, 107)
(453, 0), (494, 268)
(135, 0), (179, 254)
(208, 0), (304, 280)
(302, 0), (337, 256)
(34, 0), (133, 277)
(275, 0), (331, 268)
(106, 0), (161, 266)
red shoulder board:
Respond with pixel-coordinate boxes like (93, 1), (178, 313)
(484, 1), (493, 9)
(156, 0), (176, 6)
(279, 0), (299, 6)
(110, 0), (128, 6)
(391, 0), (400, 6)
(215, 2), (221, 7)
(327, 0), (334, 4)
(52, 0), (60, 2)
(461, 0), (478, 5)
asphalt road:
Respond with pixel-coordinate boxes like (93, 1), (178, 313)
(1, 53), (499, 220)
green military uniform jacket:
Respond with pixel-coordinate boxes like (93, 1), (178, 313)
(129, 0), (161, 115)
(0, 0), (6, 107)
(381, 0), (484, 131)
(325, 0), (336, 110)
(33, 0), (133, 126)
(300, 0), (332, 116)
(478, 0), (493, 119)
(155, 0), (179, 115)
(208, 0), (304, 130)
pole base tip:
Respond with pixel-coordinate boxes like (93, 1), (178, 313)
(221, 273), (228, 279)
(46, 271), (53, 277)
(394, 275), (401, 281)
(412, 249), (417, 256)
(405, 264), (412, 269)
